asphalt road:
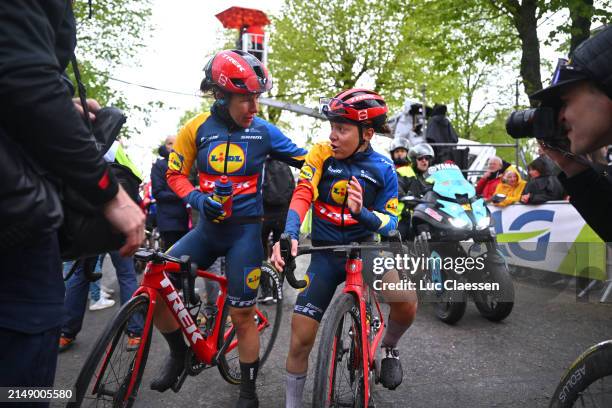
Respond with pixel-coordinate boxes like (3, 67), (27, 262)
(53, 257), (612, 408)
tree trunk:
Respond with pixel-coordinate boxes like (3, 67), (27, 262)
(511, 0), (543, 106)
(568, 0), (594, 54)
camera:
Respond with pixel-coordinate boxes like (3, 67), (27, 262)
(505, 106), (570, 150)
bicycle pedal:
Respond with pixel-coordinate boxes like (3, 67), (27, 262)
(170, 370), (188, 393)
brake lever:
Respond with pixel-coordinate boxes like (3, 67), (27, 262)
(280, 233), (307, 289)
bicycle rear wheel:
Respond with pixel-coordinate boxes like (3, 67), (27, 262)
(217, 264), (283, 384)
(69, 295), (152, 408)
(550, 340), (612, 407)
(313, 293), (366, 408)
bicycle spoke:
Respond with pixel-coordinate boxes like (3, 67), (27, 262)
(76, 297), (150, 408)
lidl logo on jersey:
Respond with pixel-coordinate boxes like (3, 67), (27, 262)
(245, 267), (261, 290)
(208, 142), (247, 174)
(300, 164), (315, 181)
(330, 179), (348, 204)
(168, 152), (184, 172)
(385, 197), (399, 216)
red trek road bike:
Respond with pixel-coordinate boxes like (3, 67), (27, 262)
(279, 231), (405, 408)
(69, 249), (283, 408)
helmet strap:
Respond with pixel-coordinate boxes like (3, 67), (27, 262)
(212, 97), (240, 130)
(348, 126), (367, 159)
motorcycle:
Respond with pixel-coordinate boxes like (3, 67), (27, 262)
(402, 163), (514, 324)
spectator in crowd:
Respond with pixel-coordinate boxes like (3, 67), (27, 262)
(64, 256), (115, 312)
(141, 180), (157, 232)
(535, 25), (612, 242)
(490, 166), (526, 207)
(389, 138), (416, 239)
(406, 143), (435, 197)
(520, 158), (565, 204)
(59, 251), (144, 352)
(0, 1), (144, 394)
(151, 135), (190, 251)
(425, 104), (459, 163)
(476, 156), (510, 200)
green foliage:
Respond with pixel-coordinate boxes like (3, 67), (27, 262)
(69, 0), (156, 138)
(470, 108), (533, 164)
(267, 0), (517, 136)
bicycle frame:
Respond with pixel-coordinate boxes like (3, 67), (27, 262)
(328, 254), (386, 408)
(93, 258), (271, 402)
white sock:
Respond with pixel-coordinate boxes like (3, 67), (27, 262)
(285, 370), (307, 408)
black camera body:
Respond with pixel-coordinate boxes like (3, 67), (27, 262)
(505, 106), (570, 150)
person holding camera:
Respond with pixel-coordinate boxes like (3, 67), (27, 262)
(0, 1), (144, 394)
(517, 26), (612, 241)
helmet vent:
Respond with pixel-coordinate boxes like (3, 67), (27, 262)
(252, 66), (265, 81)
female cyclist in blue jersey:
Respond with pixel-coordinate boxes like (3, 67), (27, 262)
(271, 89), (418, 407)
(152, 50), (306, 408)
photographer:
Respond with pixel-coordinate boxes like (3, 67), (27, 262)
(0, 1), (144, 394)
(508, 25), (612, 242)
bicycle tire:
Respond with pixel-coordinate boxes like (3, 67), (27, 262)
(69, 295), (153, 408)
(550, 340), (612, 407)
(313, 293), (366, 408)
(217, 265), (283, 384)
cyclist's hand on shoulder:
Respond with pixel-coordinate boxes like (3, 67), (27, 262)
(103, 185), (146, 256)
(271, 239), (298, 271)
(347, 176), (363, 215)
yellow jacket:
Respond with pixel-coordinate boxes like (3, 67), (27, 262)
(492, 166), (526, 207)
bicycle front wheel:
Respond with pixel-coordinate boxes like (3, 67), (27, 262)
(217, 263), (283, 384)
(550, 340), (612, 407)
(69, 295), (152, 408)
(313, 293), (366, 408)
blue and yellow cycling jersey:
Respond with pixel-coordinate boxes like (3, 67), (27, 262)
(167, 110), (306, 220)
(284, 142), (399, 243)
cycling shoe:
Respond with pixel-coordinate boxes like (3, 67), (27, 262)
(150, 354), (185, 392)
(235, 396), (259, 408)
(380, 347), (403, 390)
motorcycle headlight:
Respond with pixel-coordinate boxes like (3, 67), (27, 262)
(449, 217), (469, 229)
(476, 216), (491, 230)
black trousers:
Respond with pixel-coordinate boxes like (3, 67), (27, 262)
(0, 326), (61, 408)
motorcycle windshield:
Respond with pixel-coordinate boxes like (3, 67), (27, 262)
(426, 167), (476, 200)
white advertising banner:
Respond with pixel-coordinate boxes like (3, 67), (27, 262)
(487, 202), (607, 279)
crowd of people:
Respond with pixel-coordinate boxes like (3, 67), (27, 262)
(1, 2), (611, 407)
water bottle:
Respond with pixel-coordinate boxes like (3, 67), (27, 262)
(212, 175), (233, 222)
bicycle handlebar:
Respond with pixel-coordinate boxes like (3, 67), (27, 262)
(279, 234), (307, 289)
(279, 230), (406, 289)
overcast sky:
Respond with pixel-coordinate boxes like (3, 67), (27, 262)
(114, 0), (288, 177)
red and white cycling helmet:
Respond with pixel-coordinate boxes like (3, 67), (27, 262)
(201, 49), (272, 94)
(320, 88), (388, 129)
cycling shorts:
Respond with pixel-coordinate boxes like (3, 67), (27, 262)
(294, 247), (392, 322)
(168, 219), (263, 308)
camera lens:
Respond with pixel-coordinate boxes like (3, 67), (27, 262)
(505, 109), (537, 139)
